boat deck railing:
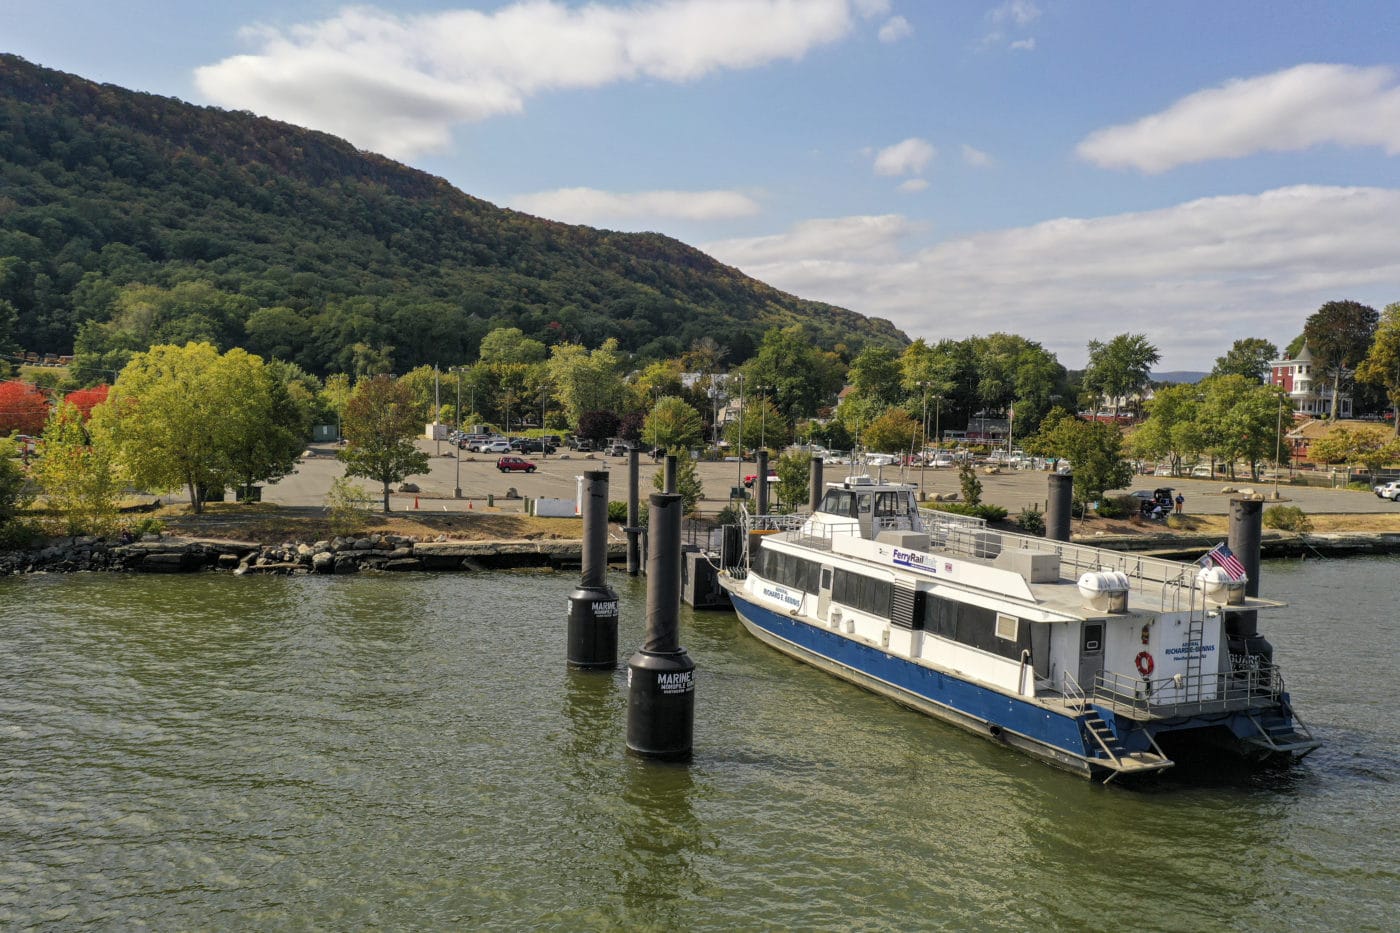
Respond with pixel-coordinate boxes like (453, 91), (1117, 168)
(744, 503), (1206, 606)
(1088, 665), (1287, 720)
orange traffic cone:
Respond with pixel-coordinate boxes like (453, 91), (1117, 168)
(414, 496), (419, 509)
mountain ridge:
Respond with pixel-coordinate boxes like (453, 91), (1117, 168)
(0, 53), (906, 376)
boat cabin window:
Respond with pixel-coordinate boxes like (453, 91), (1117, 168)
(818, 489), (857, 517)
(874, 491), (907, 518)
(858, 493), (872, 514)
(831, 569), (893, 619)
(922, 594), (1032, 661)
(752, 546), (822, 594)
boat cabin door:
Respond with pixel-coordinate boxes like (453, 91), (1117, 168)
(1078, 622), (1105, 690)
(817, 566), (832, 621)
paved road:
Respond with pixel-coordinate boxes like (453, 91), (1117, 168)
(250, 442), (1400, 518)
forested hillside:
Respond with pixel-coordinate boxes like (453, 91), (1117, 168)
(0, 54), (905, 377)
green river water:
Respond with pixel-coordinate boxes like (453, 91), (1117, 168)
(1, 556), (1396, 930)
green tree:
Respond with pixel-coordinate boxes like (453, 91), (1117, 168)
(1083, 334), (1160, 419)
(863, 408), (920, 455)
(223, 365), (306, 498)
(651, 449), (704, 513)
(642, 396), (704, 452)
(774, 449), (812, 513)
(742, 326), (847, 420)
(847, 346), (903, 407)
(1128, 383), (1203, 476)
(957, 462), (983, 506)
(1027, 415), (1134, 508)
(91, 343), (277, 514)
(726, 393), (788, 455)
(32, 400), (121, 535)
(1196, 376), (1290, 480)
(338, 375), (430, 513)
(547, 340), (628, 427)
(478, 327), (547, 365)
(1212, 338), (1279, 383)
(0, 440), (33, 528)
(1303, 300), (1379, 420)
(321, 373), (353, 439)
(1355, 302), (1400, 437)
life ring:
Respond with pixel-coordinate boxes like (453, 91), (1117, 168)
(1135, 651), (1155, 677)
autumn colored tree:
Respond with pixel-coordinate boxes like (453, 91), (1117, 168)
(338, 375), (430, 513)
(0, 380), (50, 435)
(63, 384), (110, 420)
(32, 401), (121, 535)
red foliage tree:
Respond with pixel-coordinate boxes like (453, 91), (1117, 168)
(64, 384), (111, 420)
(0, 381), (50, 435)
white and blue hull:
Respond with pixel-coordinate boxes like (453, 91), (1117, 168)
(725, 584), (1118, 778)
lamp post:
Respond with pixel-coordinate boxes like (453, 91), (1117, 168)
(758, 385), (769, 453)
(734, 373), (745, 493)
(453, 367), (463, 498)
(1274, 394), (1284, 500)
(918, 381), (929, 498)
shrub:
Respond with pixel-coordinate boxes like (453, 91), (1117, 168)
(1263, 505), (1312, 532)
(1016, 506), (1045, 536)
(326, 477), (374, 536)
(957, 462), (982, 506)
(129, 516), (164, 537)
(0, 518), (41, 550)
(930, 502), (1007, 522)
(607, 500), (649, 526)
(1096, 494), (1136, 519)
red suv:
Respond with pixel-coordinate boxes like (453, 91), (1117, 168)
(496, 456), (537, 473)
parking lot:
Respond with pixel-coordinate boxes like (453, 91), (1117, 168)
(250, 441), (1400, 518)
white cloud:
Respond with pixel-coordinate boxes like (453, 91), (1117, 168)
(898, 178), (929, 193)
(703, 186), (1400, 368)
(873, 137), (936, 176)
(196, 0), (864, 159)
(960, 144), (992, 166)
(1078, 63), (1400, 173)
(878, 16), (913, 43)
(989, 0), (1040, 27)
(1008, 37), (1035, 51)
(511, 187), (761, 226)
(854, 0), (892, 18)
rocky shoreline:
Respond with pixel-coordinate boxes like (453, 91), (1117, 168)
(4, 528), (1399, 577)
(0, 533), (629, 576)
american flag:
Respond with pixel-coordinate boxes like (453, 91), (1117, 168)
(1199, 542), (1247, 581)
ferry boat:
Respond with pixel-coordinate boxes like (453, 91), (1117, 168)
(718, 475), (1319, 782)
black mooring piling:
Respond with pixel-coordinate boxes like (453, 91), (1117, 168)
(1046, 472), (1073, 542)
(626, 449), (641, 576)
(567, 470), (619, 668)
(626, 491), (695, 760)
(663, 454), (678, 494)
(1227, 497), (1272, 667)
(809, 455), (824, 513)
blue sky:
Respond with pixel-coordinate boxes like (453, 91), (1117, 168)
(7, 0), (1400, 370)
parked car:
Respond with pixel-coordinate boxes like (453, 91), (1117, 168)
(608, 442), (633, 456)
(1190, 464), (1212, 478)
(569, 438), (594, 452)
(513, 438), (555, 454)
(496, 456), (537, 473)
(743, 472), (780, 488)
(476, 439), (512, 454)
(1374, 481), (1400, 500)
